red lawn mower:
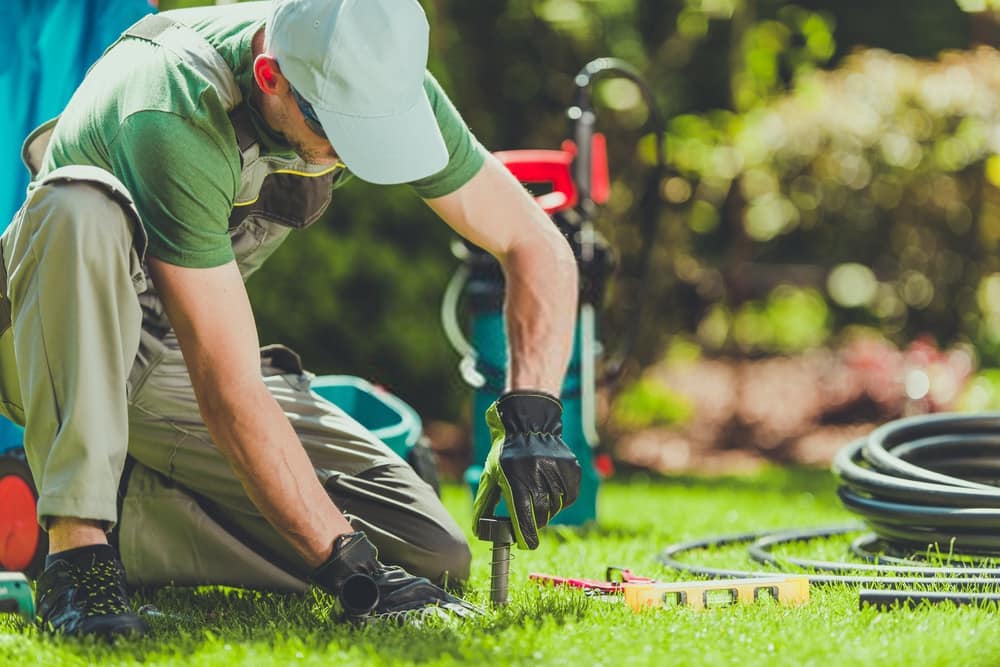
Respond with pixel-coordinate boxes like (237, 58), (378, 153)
(0, 420), (46, 578)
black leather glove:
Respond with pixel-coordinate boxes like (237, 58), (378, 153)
(311, 531), (479, 620)
(472, 391), (582, 549)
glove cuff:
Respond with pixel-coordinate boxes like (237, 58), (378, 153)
(496, 391), (563, 434)
(499, 389), (562, 406)
(310, 531), (379, 594)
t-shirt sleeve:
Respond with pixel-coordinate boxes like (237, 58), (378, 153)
(408, 72), (488, 199)
(107, 110), (239, 268)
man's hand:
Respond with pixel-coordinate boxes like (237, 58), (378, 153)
(311, 532), (480, 620)
(472, 391), (581, 550)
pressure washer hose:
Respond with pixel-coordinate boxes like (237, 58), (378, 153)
(657, 413), (1000, 604)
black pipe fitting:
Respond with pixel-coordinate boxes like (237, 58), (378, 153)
(339, 573), (380, 617)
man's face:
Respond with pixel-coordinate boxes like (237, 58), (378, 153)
(275, 88), (341, 166)
(252, 51), (342, 166)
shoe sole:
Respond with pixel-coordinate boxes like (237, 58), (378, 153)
(44, 614), (150, 641)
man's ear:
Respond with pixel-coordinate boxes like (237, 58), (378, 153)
(253, 55), (286, 95)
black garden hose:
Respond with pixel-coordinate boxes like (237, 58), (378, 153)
(833, 412), (1000, 554)
(656, 413), (1000, 605)
(658, 525), (1000, 587)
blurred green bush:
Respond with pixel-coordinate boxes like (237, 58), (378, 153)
(669, 47), (1000, 371)
(958, 368), (1000, 410)
(611, 377), (694, 430)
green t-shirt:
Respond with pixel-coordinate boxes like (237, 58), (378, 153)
(37, 2), (487, 268)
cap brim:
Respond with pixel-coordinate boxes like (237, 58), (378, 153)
(315, 93), (448, 185)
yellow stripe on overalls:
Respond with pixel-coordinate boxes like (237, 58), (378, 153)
(233, 162), (346, 207)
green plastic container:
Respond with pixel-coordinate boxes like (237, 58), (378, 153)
(310, 375), (422, 460)
(0, 572), (34, 618)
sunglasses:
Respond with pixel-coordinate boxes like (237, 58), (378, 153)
(290, 86), (327, 139)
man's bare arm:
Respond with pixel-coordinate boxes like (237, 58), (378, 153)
(425, 155), (579, 393)
(146, 257), (353, 568)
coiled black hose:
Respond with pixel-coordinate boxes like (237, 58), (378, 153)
(833, 412), (1000, 554)
(656, 414), (1000, 605)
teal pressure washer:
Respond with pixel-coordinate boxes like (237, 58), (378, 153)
(444, 59), (666, 526)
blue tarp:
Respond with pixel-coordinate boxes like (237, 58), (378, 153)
(1, 0), (155, 232)
(0, 416), (24, 452)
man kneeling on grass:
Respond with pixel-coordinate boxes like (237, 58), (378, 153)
(0, 0), (581, 637)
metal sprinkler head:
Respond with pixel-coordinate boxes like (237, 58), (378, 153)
(476, 517), (514, 606)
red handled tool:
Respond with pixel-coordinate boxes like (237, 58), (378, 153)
(529, 566), (655, 595)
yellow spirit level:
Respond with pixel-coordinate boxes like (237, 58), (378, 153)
(623, 576), (810, 612)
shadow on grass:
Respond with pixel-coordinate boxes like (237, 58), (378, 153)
(545, 521), (652, 542)
(14, 585), (596, 665)
(610, 464), (838, 496)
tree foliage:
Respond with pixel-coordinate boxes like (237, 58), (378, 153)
(664, 47), (1000, 364)
(156, 0), (988, 422)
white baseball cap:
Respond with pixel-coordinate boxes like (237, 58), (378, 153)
(266, 0), (449, 184)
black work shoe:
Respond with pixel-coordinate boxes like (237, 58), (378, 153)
(35, 545), (148, 639)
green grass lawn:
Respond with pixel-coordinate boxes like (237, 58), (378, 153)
(4, 467), (1000, 666)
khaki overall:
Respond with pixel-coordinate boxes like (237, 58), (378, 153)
(0, 13), (469, 591)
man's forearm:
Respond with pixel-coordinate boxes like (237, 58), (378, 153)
(423, 155), (580, 394)
(145, 257), (351, 570)
(502, 227), (579, 394)
(197, 376), (353, 568)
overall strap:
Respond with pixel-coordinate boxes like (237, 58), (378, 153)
(123, 13), (242, 111)
(128, 14), (260, 170)
(228, 105), (260, 167)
